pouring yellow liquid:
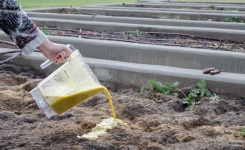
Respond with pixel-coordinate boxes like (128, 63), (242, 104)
(42, 85), (125, 140)
(46, 86), (116, 120)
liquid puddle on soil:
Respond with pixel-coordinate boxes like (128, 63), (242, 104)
(45, 86), (127, 140)
(77, 117), (127, 140)
(75, 87), (127, 140)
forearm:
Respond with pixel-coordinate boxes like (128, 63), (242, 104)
(0, 0), (46, 55)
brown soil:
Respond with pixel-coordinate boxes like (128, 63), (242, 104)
(0, 64), (245, 150)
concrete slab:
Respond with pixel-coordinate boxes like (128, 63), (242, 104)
(0, 50), (245, 97)
(0, 35), (244, 74)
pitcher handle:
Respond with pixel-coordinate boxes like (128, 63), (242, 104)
(40, 44), (76, 69)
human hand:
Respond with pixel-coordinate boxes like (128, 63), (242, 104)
(37, 39), (72, 64)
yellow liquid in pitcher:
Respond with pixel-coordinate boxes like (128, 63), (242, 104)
(47, 86), (116, 120)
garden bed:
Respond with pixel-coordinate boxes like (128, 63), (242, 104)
(0, 64), (244, 149)
(40, 26), (245, 52)
(124, 3), (245, 11)
(37, 8), (245, 22)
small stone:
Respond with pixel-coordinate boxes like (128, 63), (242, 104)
(224, 129), (231, 134)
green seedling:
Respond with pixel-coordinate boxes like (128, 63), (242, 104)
(140, 85), (146, 93)
(183, 80), (212, 111)
(130, 30), (141, 37)
(210, 93), (220, 101)
(241, 128), (245, 137)
(41, 26), (50, 35)
(149, 80), (179, 95)
(124, 30), (141, 39)
(183, 89), (200, 111)
(224, 17), (245, 23)
(234, 128), (245, 137)
(197, 80), (212, 97)
(140, 80), (179, 103)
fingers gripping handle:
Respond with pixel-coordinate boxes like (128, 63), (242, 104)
(40, 44), (76, 69)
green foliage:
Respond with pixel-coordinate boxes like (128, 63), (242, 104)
(224, 17), (245, 23)
(183, 80), (212, 111)
(183, 89), (200, 111)
(241, 128), (245, 137)
(210, 93), (220, 101)
(234, 128), (245, 137)
(140, 85), (145, 93)
(140, 80), (179, 103)
(141, 79), (219, 109)
(198, 80), (212, 97)
(130, 30), (141, 37)
(41, 26), (50, 35)
(149, 80), (179, 95)
(124, 30), (141, 39)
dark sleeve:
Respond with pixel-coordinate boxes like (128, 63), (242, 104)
(0, 0), (46, 55)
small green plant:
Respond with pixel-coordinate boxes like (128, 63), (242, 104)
(140, 85), (146, 93)
(197, 80), (212, 97)
(183, 80), (212, 111)
(183, 89), (201, 111)
(149, 80), (179, 95)
(140, 80), (179, 103)
(242, 128), (245, 137)
(124, 30), (141, 39)
(234, 128), (245, 138)
(224, 17), (245, 23)
(41, 26), (50, 35)
(130, 30), (141, 37)
(210, 93), (220, 101)
(141, 79), (219, 108)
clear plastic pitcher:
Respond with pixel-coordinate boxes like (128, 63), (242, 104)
(30, 46), (103, 118)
